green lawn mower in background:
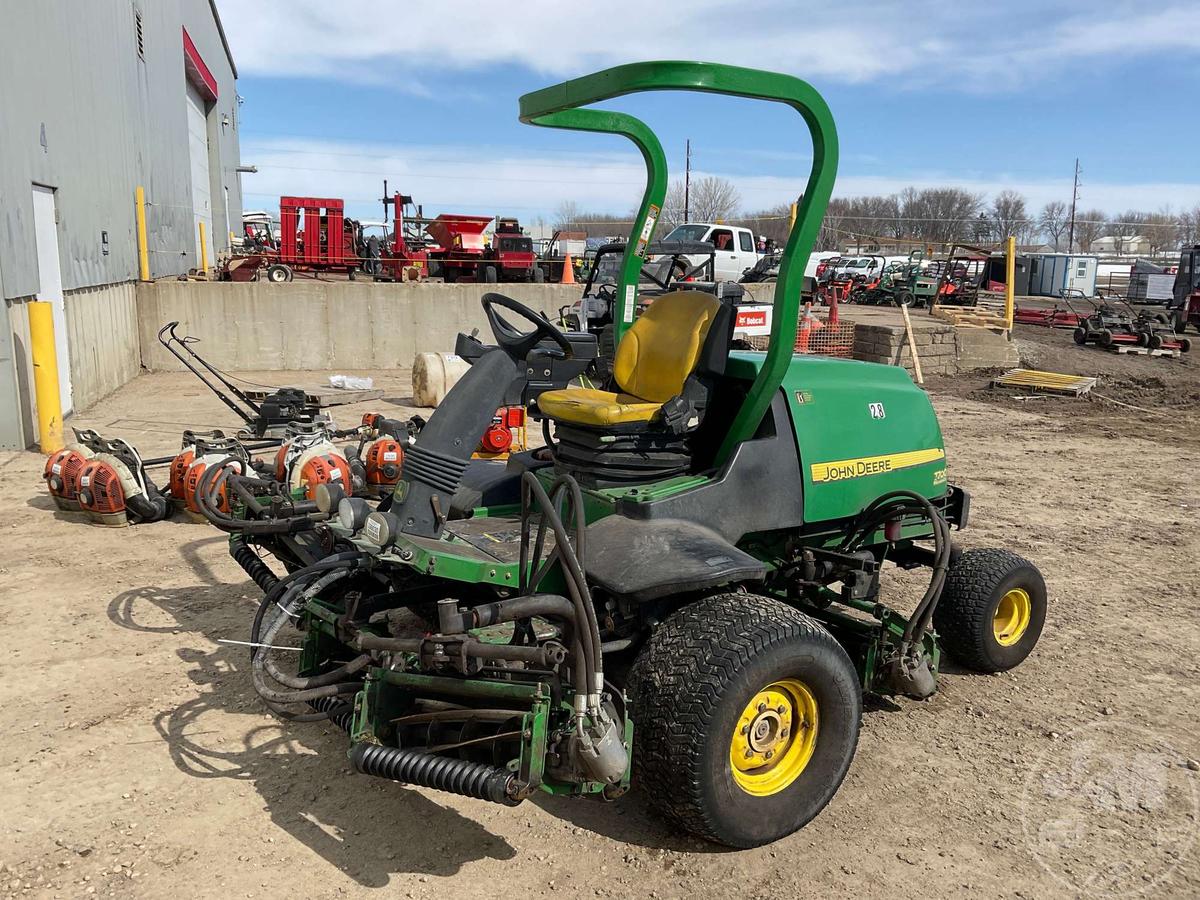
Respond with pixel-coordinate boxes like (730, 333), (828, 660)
(219, 61), (1046, 848)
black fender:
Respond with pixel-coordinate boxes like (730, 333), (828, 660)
(584, 516), (766, 602)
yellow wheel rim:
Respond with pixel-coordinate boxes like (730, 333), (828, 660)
(729, 678), (819, 797)
(993, 588), (1032, 646)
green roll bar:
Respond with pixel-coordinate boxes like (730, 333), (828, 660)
(519, 61), (839, 464)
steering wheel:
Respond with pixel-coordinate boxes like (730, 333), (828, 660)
(481, 293), (574, 361)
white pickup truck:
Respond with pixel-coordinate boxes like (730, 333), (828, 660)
(659, 223), (761, 281)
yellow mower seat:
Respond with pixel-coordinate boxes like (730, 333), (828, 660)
(537, 291), (721, 428)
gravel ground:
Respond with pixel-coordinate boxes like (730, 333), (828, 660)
(0, 340), (1197, 899)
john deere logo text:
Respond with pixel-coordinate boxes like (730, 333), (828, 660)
(810, 448), (945, 483)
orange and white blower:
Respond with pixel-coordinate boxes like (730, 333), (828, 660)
(175, 433), (254, 516)
(274, 423), (354, 502)
(67, 429), (171, 527)
(43, 442), (96, 512)
(352, 413), (425, 495)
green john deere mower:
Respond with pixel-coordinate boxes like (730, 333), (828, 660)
(226, 62), (1046, 848)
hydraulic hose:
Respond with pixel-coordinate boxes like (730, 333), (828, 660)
(518, 472), (602, 712)
(248, 552), (367, 662)
(840, 490), (951, 646)
(196, 456), (323, 535)
(252, 598), (363, 704)
(259, 568), (372, 690)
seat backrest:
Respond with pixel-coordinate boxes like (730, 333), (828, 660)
(613, 291), (721, 403)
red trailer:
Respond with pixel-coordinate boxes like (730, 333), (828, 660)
(225, 197), (366, 282)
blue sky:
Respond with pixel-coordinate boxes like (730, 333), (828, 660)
(216, 0), (1200, 225)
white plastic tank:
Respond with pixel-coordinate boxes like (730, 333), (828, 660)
(412, 352), (472, 407)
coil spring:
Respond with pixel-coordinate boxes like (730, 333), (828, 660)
(308, 695), (355, 732)
(229, 538), (281, 594)
(349, 742), (521, 806)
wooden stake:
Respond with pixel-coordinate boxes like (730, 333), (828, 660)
(900, 302), (924, 385)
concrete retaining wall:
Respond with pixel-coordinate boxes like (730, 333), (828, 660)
(2, 280), (140, 448)
(65, 281), (140, 410)
(852, 319), (1019, 376)
(136, 281), (582, 372)
(854, 321), (959, 377)
(954, 326), (1022, 371)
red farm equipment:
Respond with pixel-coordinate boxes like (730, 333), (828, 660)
(223, 185), (541, 285)
(425, 215), (541, 284)
(225, 197), (369, 283)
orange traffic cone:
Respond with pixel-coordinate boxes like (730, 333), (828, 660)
(560, 254), (575, 285)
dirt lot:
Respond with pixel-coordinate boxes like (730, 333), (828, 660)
(1, 329), (1198, 899)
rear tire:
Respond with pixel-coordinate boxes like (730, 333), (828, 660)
(266, 264), (292, 283)
(1149, 333), (1163, 350)
(1180, 337), (1192, 353)
(933, 549), (1046, 673)
(1099, 329), (1114, 347)
(627, 593), (861, 848)
(1072, 327), (1088, 345)
(482, 264), (498, 283)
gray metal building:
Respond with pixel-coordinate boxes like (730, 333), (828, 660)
(0, 0), (242, 448)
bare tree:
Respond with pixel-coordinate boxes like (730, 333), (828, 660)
(900, 187), (985, 245)
(1105, 209), (1149, 255)
(553, 200), (582, 231)
(991, 190), (1030, 245)
(738, 202), (792, 246)
(1039, 200), (1069, 250)
(660, 181), (687, 231)
(551, 200), (636, 239)
(1074, 209), (1107, 252)
(689, 176), (741, 223)
(1179, 205), (1200, 248)
(1140, 209), (1178, 256)
(659, 176), (740, 231)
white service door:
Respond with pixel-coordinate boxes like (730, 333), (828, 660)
(186, 82), (213, 268)
(31, 185), (73, 414)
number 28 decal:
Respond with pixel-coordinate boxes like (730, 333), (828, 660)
(868, 402), (886, 419)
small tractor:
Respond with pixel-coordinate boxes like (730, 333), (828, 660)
(201, 62), (1045, 850)
(1169, 245), (1200, 335)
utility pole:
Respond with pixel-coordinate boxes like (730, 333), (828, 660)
(683, 139), (691, 224)
(1067, 158), (1080, 252)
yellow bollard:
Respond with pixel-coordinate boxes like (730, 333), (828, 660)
(199, 221), (209, 272)
(29, 301), (64, 453)
(1005, 235), (1016, 331)
(135, 186), (150, 282)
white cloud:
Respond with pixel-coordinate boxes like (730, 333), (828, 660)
(216, 0), (1199, 92)
(240, 137), (1200, 223)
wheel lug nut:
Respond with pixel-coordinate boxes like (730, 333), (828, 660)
(758, 702), (767, 713)
(765, 750), (774, 759)
(744, 749), (754, 759)
(776, 705), (786, 714)
(741, 724), (750, 734)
